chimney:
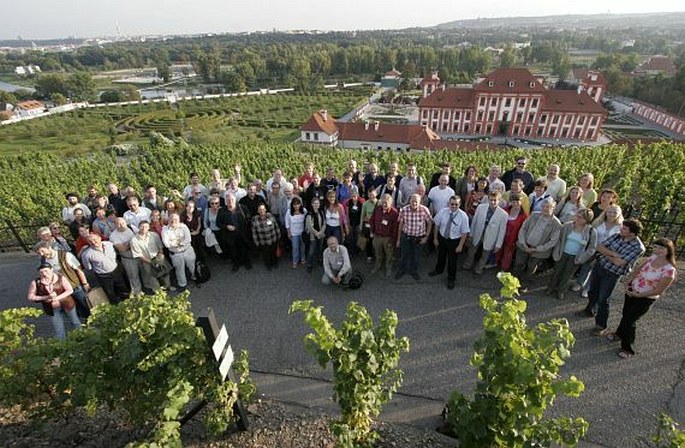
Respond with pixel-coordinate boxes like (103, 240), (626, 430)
(441, 84), (446, 91)
(374, 121), (380, 131)
(364, 121), (369, 130)
(320, 109), (328, 121)
(577, 85), (582, 95)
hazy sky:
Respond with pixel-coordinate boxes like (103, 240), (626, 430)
(2, 0), (684, 40)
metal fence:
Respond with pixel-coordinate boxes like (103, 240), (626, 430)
(623, 205), (685, 260)
(0, 221), (42, 253)
(2, 207), (684, 260)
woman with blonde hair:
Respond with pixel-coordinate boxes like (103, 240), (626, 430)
(573, 204), (623, 296)
(555, 185), (585, 224)
(578, 172), (597, 206)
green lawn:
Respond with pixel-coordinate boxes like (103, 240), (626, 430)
(0, 87), (371, 155)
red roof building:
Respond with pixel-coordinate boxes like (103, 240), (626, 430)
(418, 67), (607, 141)
(633, 56), (677, 77)
(300, 110), (504, 151)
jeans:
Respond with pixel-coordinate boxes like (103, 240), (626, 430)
(325, 225), (343, 243)
(72, 285), (90, 318)
(307, 237), (324, 269)
(398, 233), (422, 275)
(51, 306), (81, 340)
(586, 263), (620, 329)
(170, 247), (196, 288)
(291, 234), (305, 264)
(576, 258), (596, 289)
(616, 295), (655, 355)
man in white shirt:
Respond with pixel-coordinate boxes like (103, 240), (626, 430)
(429, 196), (470, 289)
(266, 168), (288, 191)
(182, 172), (209, 199)
(109, 217), (142, 294)
(61, 193), (92, 224)
(427, 175), (456, 216)
(539, 164), (567, 202)
(123, 196), (151, 233)
(131, 220), (171, 291)
(162, 213), (196, 290)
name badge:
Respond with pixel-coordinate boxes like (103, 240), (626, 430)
(335, 259), (343, 267)
(266, 220), (273, 226)
(381, 219), (388, 226)
(352, 205), (358, 211)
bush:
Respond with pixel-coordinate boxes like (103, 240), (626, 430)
(0, 291), (255, 447)
(289, 300), (410, 448)
(443, 272), (588, 448)
(653, 413), (685, 448)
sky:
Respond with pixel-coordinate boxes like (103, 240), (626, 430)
(2, 0), (684, 40)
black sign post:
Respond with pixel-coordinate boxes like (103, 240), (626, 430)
(179, 308), (249, 431)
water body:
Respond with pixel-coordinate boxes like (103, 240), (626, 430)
(0, 80), (35, 93)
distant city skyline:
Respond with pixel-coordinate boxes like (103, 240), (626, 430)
(2, 0), (683, 40)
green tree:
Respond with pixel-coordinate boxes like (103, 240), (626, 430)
(0, 91), (18, 104)
(219, 70), (247, 93)
(51, 93), (67, 105)
(35, 73), (68, 99)
(100, 90), (125, 103)
(67, 71), (96, 102)
(499, 46), (517, 68)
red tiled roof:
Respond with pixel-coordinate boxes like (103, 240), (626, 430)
(16, 100), (44, 110)
(338, 122), (439, 147)
(640, 56), (676, 72)
(300, 110), (338, 135)
(542, 90), (606, 114)
(474, 68), (547, 93)
(430, 140), (504, 151)
(418, 87), (475, 108)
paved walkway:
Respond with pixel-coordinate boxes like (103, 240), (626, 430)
(1, 251), (683, 447)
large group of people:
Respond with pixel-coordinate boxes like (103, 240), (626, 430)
(27, 158), (677, 360)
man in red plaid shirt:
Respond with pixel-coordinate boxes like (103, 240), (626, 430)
(395, 194), (432, 280)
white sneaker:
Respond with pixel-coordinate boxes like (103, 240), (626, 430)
(581, 290), (589, 298)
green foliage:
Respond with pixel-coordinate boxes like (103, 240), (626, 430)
(653, 413), (685, 448)
(289, 300), (410, 448)
(444, 272), (589, 448)
(0, 291), (255, 446)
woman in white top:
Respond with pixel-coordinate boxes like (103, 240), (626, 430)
(608, 238), (677, 358)
(574, 204), (623, 295)
(285, 196), (307, 268)
(323, 190), (348, 245)
(555, 186), (585, 224)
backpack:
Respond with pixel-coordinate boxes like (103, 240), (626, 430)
(347, 271), (364, 290)
(194, 260), (211, 286)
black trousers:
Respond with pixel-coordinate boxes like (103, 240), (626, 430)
(95, 265), (130, 304)
(615, 294), (656, 355)
(225, 234), (251, 267)
(434, 235), (461, 282)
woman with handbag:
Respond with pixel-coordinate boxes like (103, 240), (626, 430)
(27, 261), (81, 340)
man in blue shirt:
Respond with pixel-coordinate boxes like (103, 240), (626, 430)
(579, 218), (645, 335)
